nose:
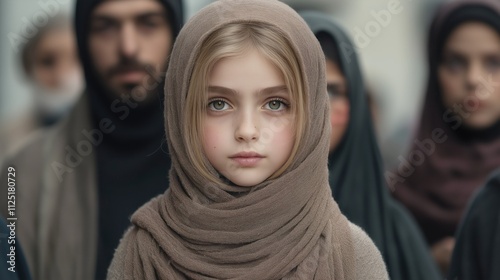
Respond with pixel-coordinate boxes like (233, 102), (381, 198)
(235, 110), (259, 142)
(466, 62), (483, 92)
(119, 23), (139, 58)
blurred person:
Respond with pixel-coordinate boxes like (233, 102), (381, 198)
(0, 0), (184, 279)
(301, 11), (441, 280)
(449, 169), (500, 280)
(21, 15), (83, 127)
(0, 15), (83, 157)
(390, 0), (500, 275)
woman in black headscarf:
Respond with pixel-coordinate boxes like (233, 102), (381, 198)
(301, 11), (441, 280)
(391, 0), (500, 274)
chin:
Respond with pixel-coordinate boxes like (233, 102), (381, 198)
(226, 175), (267, 187)
(463, 115), (498, 130)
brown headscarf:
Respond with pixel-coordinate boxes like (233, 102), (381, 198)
(391, 0), (500, 245)
(107, 0), (355, 279)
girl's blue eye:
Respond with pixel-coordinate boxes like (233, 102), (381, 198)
(208, 100), (230, 111)
(264, 99), (288, 111)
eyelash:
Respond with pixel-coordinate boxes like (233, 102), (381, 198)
(206, 97), (291, 112)
(264, 98), (290, 111)
(207, 98), (231, 111)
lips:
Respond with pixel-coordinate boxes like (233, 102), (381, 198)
(115, 70), (145, 83)
(229, 151), (264, 167)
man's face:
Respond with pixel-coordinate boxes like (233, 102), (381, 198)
(88, 0), (173, 99)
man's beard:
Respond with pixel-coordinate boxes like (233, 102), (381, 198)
(97, 57), (166, 104)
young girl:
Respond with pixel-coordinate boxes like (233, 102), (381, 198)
(391, 0), (500, 274)
(300, 11), (441, 280)
(107, 1), (388, 279)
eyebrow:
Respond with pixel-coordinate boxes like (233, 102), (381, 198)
(90, 11), (167, 22)
(442, 49), (466, 57)
(207, 85), (288, 96)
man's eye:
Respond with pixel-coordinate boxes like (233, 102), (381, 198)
(90, 21), (117, 33)
(140, 20), (160, 29)
(138, 16), (166, 31)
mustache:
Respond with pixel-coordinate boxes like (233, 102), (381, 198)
(106, 58), (152, 78)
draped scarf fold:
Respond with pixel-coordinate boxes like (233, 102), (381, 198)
(107, 1), (355, 279)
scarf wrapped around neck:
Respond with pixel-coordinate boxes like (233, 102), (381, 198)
(107, 1), (355, 279)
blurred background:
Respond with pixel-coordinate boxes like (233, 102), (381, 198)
(0, 0), (443, 169)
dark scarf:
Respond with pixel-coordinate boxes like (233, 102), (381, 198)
(391, 0), (500, 245)
(73, 0), (183, 278)
(449, 169), (500, 280)
(301, 11), (441, 280)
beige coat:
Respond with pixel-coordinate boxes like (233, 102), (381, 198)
(1, 95), (98, 280)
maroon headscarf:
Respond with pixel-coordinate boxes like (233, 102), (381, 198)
(391, 0), (500, 245)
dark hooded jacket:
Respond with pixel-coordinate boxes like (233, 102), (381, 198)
(300, 11), (441, 280)
(0, 0), (183, 279)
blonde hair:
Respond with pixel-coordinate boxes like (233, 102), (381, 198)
(184, 22), (307, 183)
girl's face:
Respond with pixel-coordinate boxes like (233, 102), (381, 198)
(439, 21), (500, 129)
(326, 59), (349, 152)
(202, 49), (295, 187)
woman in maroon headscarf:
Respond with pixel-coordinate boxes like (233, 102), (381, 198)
(390, 0), (500, 274)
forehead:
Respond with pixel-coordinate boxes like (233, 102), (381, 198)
(445, 21), (500, 53)
(36, 29), (73, 49)
(92, 0), (167, 19)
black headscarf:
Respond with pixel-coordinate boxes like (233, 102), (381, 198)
(449, 170), (500, 280)
(300, 11), (441, 280)
(73, 0), (183, 279)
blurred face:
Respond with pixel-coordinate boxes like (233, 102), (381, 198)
(203, 49), (295, 187)
(31, 27), (81, 90)
(326, 59), (349, 152)
(88, 0), (172, 99)
(439, 22), (500, 129)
